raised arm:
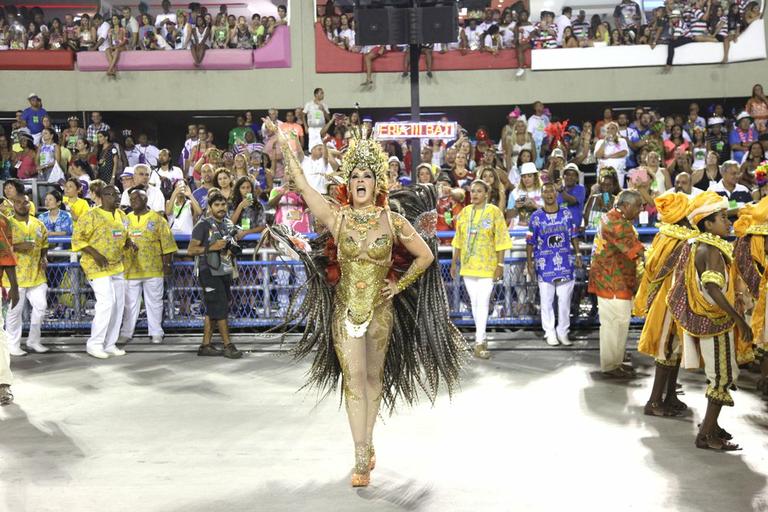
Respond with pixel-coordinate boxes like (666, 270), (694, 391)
(264, 117), (337, 230)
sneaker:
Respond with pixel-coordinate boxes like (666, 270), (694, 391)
(426, 71), (433, 78)
(86, 348), (110, 359)
(26, 342), (50, 354)
(9, 348), (27, 357)
(558, 334), (573, 346)
(222, 343), (243, 359)
(151, 336), (163, 344)
(545, 334), (559, 346)
(105, 347), (126, 356)
(515, 68), (525, 77)
(0, 384), (13, 406)
(197, 344), (222, 357)
(117, 336), (131, 345)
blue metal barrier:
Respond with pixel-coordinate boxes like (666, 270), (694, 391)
(23, 227), (661, 332)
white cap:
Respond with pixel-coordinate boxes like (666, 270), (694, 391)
(736, 111), (752, 121)
(707, 116), (725, 126)
(27, 92), (39, 100)
(387, 156), (402, 168)
(520, 162), (539, 175)
(563, 162), (580, 173)
(550, 148), (565, 159)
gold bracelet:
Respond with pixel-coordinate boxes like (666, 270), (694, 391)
(397, 262), (427, 293)
(701, 270), (726, 289)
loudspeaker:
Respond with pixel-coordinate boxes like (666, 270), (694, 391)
(355, 7), (408, 45)
(355, 4), (458, 45)
(415, 5), (458, 44)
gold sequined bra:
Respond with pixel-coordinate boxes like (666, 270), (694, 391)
(335, 206), (395, 337)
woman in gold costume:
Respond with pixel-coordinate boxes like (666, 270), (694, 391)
(263, 118), (467, 487)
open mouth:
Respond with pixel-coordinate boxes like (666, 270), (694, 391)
(356, 185), (366, 197)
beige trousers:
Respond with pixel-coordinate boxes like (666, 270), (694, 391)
(597, 296), (633, 372)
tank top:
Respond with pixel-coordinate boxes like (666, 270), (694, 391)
(38, 143), (55, 168)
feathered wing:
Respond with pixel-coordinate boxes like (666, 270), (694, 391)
(386, 184), (469, 411)
(269, 183), (469, 411)
(265, 225), (341, 399)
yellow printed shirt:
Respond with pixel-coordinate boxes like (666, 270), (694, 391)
(2, 216), (48, 288)
(124, 211), (178, 280)
(72, 208), (129, 279)
(452, 204), (513, 278)
(63, 196), (90, 220)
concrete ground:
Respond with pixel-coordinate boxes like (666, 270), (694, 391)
(1, 331), (767, 512)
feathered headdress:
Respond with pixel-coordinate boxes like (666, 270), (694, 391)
(756, 160), (768, 187)
(329, 130), (390, 207)
(545, 119), (569, 150)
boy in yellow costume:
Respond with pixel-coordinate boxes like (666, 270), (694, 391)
(731, 196), (768, 395)
(667, 191), (753, 451)
(634, 192), (697, 417)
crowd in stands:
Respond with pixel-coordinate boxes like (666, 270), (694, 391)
(0, 3), (287, 73)
(1, 84), (767, 248)
(320, 0), (764, 76)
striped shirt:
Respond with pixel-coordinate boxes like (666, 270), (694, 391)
(688, 8), (708, 37)
(671, 20), (690, 39)
(535, 22), (558, 48)
(716, 15), (729, 37)
(572, 20), (590, 39)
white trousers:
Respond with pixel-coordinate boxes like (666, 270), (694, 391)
(5, 283), (47, 351)
(120, 277), (165, 339)
(538, 280), (574, 339)
(464, 276), (495, 344)
(0, 313), (12, 385)
(87, 273), (125, 352)
(597, 296), (632, 371)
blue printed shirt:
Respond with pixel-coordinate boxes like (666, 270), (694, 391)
(38, 209), (74, 235)
(557, 184), (586, 231)
(526, 207), (578, 283)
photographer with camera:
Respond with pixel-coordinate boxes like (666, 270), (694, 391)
(187, 191), (244, 359)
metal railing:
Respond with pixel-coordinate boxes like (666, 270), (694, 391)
(23, 228), (661, 332)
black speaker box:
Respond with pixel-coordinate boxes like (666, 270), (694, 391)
(355, 7), (408, 45)
(415, 5), (458, 44)
(355, 4), (458, 45)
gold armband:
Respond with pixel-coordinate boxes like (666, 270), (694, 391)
(701, 270), (726, 289)
(397, 262), (427, 293)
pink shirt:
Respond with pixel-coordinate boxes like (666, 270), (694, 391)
(274, 189), (311, 234)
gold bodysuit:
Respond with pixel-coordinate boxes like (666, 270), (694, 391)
(333, 206), (398, 339)
(331, 206), (402, 404)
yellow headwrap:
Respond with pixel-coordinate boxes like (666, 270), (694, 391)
(654, 192), (690, 224)
(733, 203), (755, 238)
(687, 191), (730, 226)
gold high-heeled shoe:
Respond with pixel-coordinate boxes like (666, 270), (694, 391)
(368, 446), (376, 471)
(474, 342), (491, 359)
(351, 444), (371, 487)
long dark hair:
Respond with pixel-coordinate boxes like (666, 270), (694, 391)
(231, 175), (257, 206)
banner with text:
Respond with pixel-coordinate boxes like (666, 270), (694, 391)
(374, 122), (458, 141)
